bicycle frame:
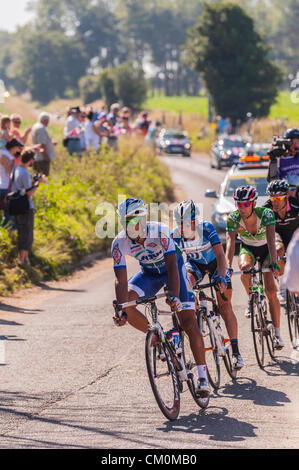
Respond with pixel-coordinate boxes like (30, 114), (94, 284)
(114, 292), (191, 383)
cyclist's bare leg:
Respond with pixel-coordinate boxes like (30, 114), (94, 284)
(125, 290), (149, 333)
(216, 289), (238, 339)
(263, 271), (280, 328)
(177, 309), (206, 365)
(238, 253), (254, 295)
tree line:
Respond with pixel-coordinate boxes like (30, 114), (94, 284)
(0, 0), (295, 122)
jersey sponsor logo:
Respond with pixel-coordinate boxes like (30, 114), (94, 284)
(112, 243), (122, 265)
(161, 237), (169, 251)
(147, 242), (157, 248)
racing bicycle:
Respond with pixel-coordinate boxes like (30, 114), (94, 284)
(233, 258), (277, 368)
(192, 280), (237, 389)
(113, 289), (209, 421)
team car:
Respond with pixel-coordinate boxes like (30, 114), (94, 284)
(156, 128), (192, 157)
(205, 155), (270, 245)
(210, 134), (247, 169)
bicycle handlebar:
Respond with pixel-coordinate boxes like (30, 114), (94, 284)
(193, 280), (228, 302)
(232, 268), (271, 275)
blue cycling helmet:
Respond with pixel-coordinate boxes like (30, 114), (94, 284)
(117, 198), (148, 227)
(174, 200), (200, 225)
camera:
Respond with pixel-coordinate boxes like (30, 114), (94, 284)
(268, 135), (293, 160)
(33, 173), (42, 183)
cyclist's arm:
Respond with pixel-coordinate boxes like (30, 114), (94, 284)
(165, 253), (180, 299)
(266, 225), (278, 265)
(114, 267), (129, 306)
(213, 243), (227, 278)
(225, 231), (236, 269)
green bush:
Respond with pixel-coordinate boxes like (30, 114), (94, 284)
(0, 138), (174, 295)
(79, 74), (102, 105)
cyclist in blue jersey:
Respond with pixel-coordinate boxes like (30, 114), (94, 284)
(111, 197), (211, 397)
(171, 200), (244, 370)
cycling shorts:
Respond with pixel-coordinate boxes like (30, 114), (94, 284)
(128, 254), (195, 311)
(239, 242), (271, 267)
(185, 258), (232, 289)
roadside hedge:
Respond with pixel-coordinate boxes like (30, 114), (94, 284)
(0, 138), (174, 295)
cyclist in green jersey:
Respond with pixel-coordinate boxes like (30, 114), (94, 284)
(225, 185), (284, 349)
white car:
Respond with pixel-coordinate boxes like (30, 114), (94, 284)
(205, 159), (269, 244)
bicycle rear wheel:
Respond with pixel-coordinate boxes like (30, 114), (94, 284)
(286, 290), (299, 349)
(145, 329), (180, 421)
(199, 312), (220, 389)
(250, 294), (265, 368)
(181, 331), (210, 409)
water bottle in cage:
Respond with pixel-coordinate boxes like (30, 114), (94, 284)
(166, 328), (182, 354)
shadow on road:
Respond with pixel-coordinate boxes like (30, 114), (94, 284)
(0, 303), (43, 315)
(218, 377), (290, 407)
(158, 406), (257, 442)
(34, 282), (86, 293)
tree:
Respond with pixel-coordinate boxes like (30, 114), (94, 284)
(184, 3), (283, 124)
(98, 69), (119, 109)
(79, 75), (102, 105)
(18, 31), (88, 103)
(113, 63), (147, 109)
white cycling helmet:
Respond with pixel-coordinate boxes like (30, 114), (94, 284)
(174, 200), (200, 225)
(117, 198), (148, 227)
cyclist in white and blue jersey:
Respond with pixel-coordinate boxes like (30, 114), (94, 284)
(171, 200), (244, 371)
(111, 197), (210, 397)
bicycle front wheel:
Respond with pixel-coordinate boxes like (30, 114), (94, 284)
(286, 290), (299, 349)
(145, 329), (180, 421)
(250, 294), (265, 368)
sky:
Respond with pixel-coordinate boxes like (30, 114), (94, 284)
(0, 0), (33, 32)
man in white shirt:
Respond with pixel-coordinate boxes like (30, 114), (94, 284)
(64, 106), (83, 157)
(31, 112), (56, 176)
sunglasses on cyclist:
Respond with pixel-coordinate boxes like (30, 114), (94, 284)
(125, 216), (145, 226)
(236, 201), (252, 208)
(270, 195), (287, 202)
(289, 186), (297, 192)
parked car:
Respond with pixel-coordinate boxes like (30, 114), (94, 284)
(205, 157), (269, 246)
(210, 134), (247, 169)
(157, 128), (192, 157)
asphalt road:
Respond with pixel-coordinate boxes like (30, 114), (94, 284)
(0, 154), (298, 449)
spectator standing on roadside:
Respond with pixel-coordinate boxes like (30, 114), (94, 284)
(0, 138), (24, 229)
(117, 107), (133, 135)
(134, 111), (151, 137)
(107, 103), (120, 151)
(0, 115), (13, 149)
(31, 112), (56, 177)
(10, 114), (32, 144)
(11, 148), (47, 266)
(145, 120), (162, 148)
(64, 106), (83, 157)
(85, 111), (100, 152)
(79, 110), (87, 153)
